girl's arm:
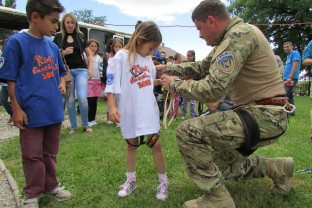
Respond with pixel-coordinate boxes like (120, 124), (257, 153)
(84, 47), (93, 79)
(107, 93), (120, 123)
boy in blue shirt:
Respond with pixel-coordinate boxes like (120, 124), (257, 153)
(0, 0), (71, 207)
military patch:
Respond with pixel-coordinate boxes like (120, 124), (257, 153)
(0, 57), (4, 68)
(216, 51), (235, 74)
(106, 73), (114, 85)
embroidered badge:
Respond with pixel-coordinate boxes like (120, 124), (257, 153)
(106, 73), (114, 85)
(216, 51), (235, 74)
(0, 57), (4, 68)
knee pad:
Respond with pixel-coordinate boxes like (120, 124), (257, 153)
(146, 133), (160, 148)
(126, 136), (144, 149)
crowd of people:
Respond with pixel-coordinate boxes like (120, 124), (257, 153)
(0, 0), (311, 207)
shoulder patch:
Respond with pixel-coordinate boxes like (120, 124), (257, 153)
(216, 51), (235, 74)
(106, 73), (114, 85)
(0, 57), (4, 68)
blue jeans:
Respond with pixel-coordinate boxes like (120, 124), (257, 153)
(0, 85), (12, 117)
(284, 80), (298, 105)
(182, 98), (196, 117)
(67, 68), (89, 128)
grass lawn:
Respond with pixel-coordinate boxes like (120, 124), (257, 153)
(1, 96), (312, 208)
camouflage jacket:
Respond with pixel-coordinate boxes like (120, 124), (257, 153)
(166, 17), (285, 106)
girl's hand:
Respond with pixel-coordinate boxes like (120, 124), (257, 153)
(109, 106), (120, 123)
(63, 47), (74, 56)
(59, 82), (66, 95)
(88, 69), (93, 79)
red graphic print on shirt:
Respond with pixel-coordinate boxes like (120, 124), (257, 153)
(129, 65), (152, 89)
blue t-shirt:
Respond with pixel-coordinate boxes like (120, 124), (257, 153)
(302, 40), (312, 60)
(302, 40), (312, 78)
(0, 32), (66, 128)
(283, 50), (301, 80)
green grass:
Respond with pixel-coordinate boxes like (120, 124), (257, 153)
(1, 97), (312, 208)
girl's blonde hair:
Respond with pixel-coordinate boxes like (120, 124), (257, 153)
(124, 21), (162, 64)
(111, 38), (124, 57)
(60, 13), (82, 39)
(87, 39), (99, 54)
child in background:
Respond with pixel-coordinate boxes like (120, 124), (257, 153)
(0, 0), (71, 207)
(105, 38), (123, 126)
(87, 39), (102, 127)
(181, 50), (197, 119)
(105, 21), (169, 200)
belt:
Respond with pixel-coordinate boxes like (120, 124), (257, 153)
(255, 97), (289, 106)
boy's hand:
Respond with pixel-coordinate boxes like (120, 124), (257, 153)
(109, 106), (120, 123)
(13, 109), (28, 130)
(59, 82), (66, 95)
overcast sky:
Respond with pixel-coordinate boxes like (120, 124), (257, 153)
(16, 0), (229, 60)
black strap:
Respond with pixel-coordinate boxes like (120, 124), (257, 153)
(234, 109), (260, 156)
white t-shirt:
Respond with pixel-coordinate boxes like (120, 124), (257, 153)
(105, 50), (160, 139)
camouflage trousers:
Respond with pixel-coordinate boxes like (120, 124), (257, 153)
(176, 104), (288, 192)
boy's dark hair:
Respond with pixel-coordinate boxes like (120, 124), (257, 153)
(26, 0), (64, 21)
(168, 55), (174, 60)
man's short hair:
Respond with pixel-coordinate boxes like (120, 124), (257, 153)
(26, 0), (64, 21)
(192, 0), (230, 22)
(283, 41), (293, 46)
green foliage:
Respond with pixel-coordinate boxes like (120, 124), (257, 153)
(4, 0), (15, 8)
(228, 0), (312, 57)
(1, 97), (312, 207)
(72, 9), (106, 26)
(0, 0), (16, 39)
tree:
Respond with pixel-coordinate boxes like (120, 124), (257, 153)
(72, 9), (106, 26)
(227, 0), (312, 58)
(0, 0), (16, 39)
(4, 0), (16, 8)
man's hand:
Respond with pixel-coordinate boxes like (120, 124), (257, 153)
(160, 75), (175, 90)
(155, 64), (167, 75)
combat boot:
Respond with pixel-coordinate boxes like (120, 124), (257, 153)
(183, 184), (235, 208)
(265, 157), (294, 196)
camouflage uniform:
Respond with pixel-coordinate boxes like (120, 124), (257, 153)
(166, 17), (292, 196)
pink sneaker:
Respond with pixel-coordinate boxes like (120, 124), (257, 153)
(156, 179), (169, 200)
(117, 178), (136, 198)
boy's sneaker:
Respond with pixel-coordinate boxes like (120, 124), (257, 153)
(117, 178), (136, 198)
(156, 179), (169, 200)
(23, 197), (39, 208)
(45, 185), (72, 201)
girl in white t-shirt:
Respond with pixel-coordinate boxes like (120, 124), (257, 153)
(105, 21), (169, 200)
(86, 39), (102, 127)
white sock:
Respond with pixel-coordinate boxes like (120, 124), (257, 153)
(158, 173), (168, 181)
(126, 172), (136, 179)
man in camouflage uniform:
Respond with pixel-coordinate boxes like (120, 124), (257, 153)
(157, 0), (294, 207)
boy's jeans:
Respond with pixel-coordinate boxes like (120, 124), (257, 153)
(20, 123), (61, 198)
(67, 68), (89, 128)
